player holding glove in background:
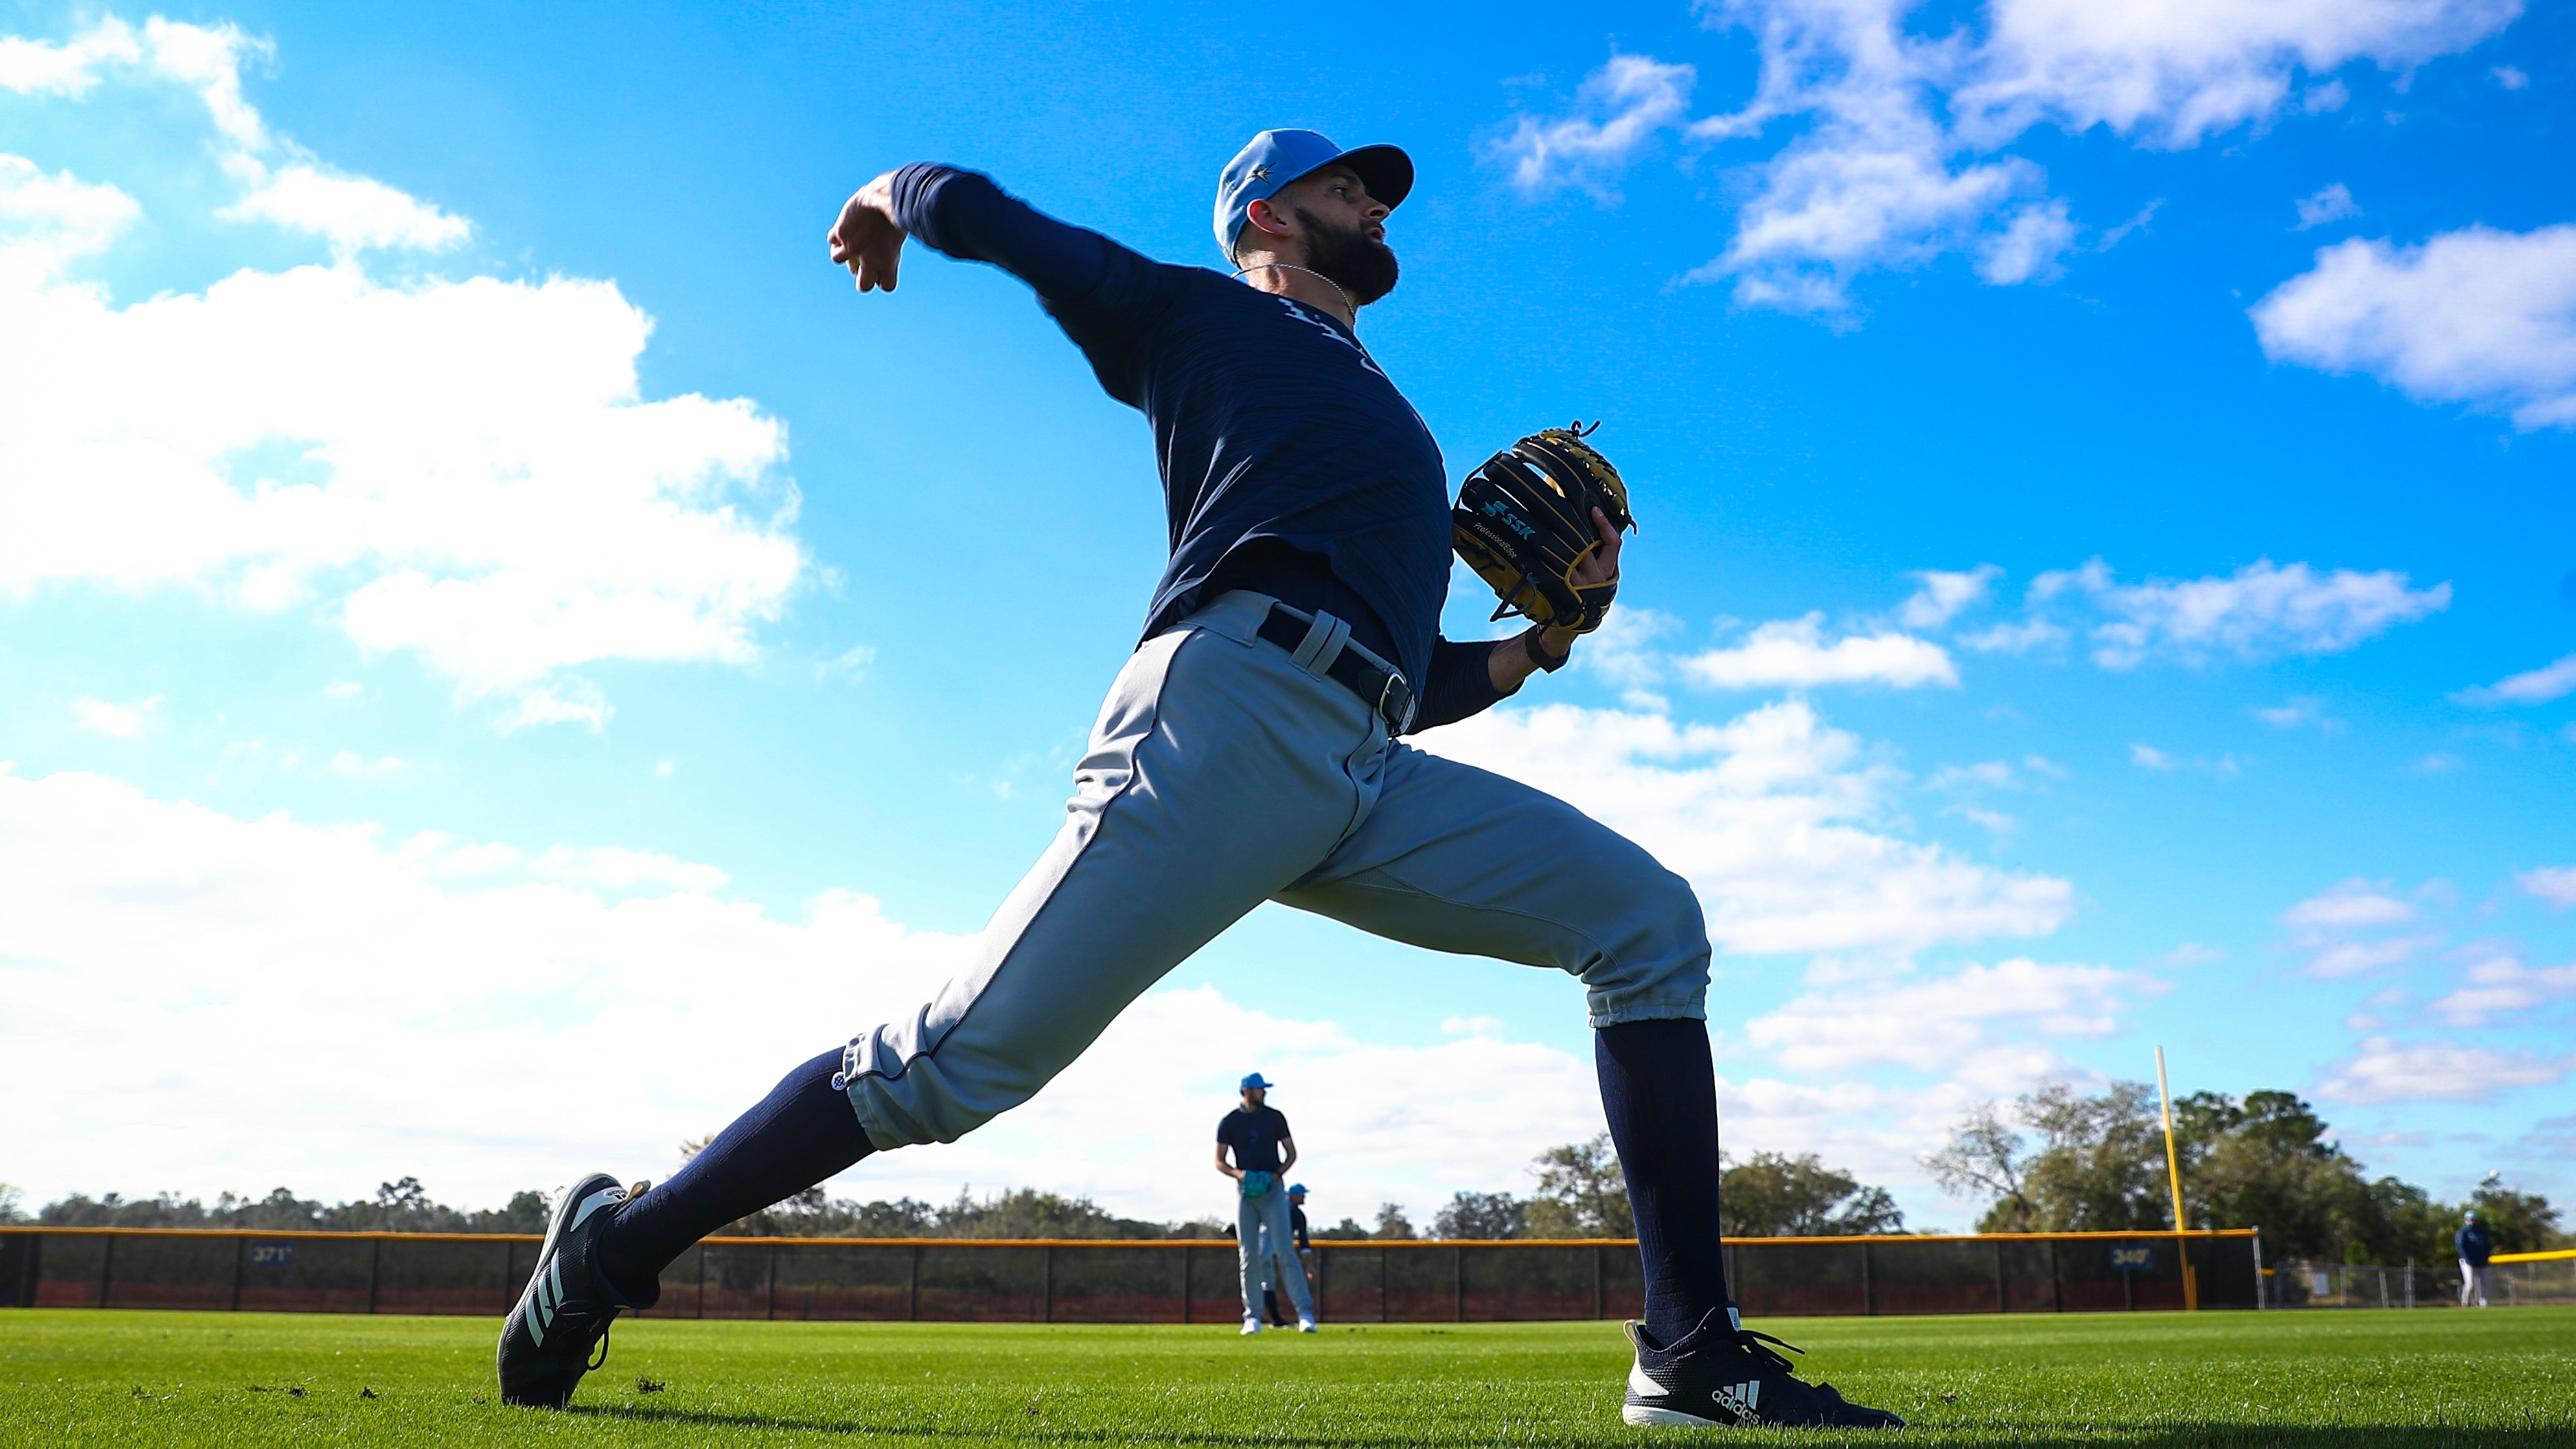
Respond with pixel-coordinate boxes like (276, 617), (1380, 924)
(496, 128), (1899, 1431)
(1216, 1073), (1310, 1334)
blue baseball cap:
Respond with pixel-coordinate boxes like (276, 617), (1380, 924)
(1289, 1183), (1309, 1196)
(1213, 128), (1414, 262)
(1240, 1072), (1276, 1091)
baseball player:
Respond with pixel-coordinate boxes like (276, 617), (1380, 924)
(2457, 1209), (2493, 1308)
(496, 128), (1900, 1430)
(1217, 1072), (1311, 1332)
(1261, 1183), (1317, 1328)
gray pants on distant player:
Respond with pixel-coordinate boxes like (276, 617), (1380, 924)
(1241, 1190), (1313, 1323)
(835, 589), (1711, 1149)
(2460, 1260), (2490, 1307)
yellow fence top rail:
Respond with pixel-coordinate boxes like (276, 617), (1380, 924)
(2490, 1247), (2576, 1264)
(0, 1225), (2259, 1248)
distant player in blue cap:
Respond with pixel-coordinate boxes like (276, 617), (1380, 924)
(1261, 1181), (1317, 1328)
(496, 128), (1901, 1430)
(1217, 1072), (1311, 1332)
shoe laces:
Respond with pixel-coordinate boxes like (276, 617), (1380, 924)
(1732, 1328), (1803, 1377)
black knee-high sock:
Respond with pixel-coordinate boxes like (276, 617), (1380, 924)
(1596, 1018), (1733, 1347)
(593, 1046), (873, 1308)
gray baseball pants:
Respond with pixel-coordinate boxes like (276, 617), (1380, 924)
(1240, 1190), (1313, 1322)
(836, 589), (1711, 1150)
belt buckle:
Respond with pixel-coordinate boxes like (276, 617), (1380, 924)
(1376, 672), (1412, 734)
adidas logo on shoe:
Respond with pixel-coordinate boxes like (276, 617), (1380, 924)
(496, 1173), (635, 1409)
(1618, 1308), (1903, 1430)
(1710, 1379), (1762, 1420)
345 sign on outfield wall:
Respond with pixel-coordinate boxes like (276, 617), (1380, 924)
(2109, 1247), (2153, 1270)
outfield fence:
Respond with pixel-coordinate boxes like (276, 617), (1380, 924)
(0, 1227), (2260, 1321)
(2268, 1249), (2576, 1310)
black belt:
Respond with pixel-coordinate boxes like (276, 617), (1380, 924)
(1256, 603), (1413, 734)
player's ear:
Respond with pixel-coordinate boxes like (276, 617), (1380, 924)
(1244, 196), (1296, 244)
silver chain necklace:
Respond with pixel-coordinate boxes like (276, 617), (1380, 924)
(1230, 262), (1355, 323)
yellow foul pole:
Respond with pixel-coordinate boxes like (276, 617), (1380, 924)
(2155, 1046), (2199, 1311)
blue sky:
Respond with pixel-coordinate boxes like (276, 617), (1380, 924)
(2, 0), (2571, 1233)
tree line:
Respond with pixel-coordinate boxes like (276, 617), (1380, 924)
(1922, 1082), (2566, 1264)
(8, 1177), (553, 1235)
(1, 1177), (1225, 1242)
(9, 1083), (2560, 1255)
(1378, 1135), (1906, 1241)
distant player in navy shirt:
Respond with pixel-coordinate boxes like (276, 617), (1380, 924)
(2457, 1210), (2494, 1308)
(1263, 1183), (1316, 1327)
(505, 130), (1902, 1430)
(1215, 1073), (1309, 1332)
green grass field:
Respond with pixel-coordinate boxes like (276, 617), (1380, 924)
(2, 1308), (2570, 1447)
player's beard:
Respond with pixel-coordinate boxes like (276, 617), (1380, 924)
(1293, 206), (1400, 306)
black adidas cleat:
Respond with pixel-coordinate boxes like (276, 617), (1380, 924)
(496, 1173), (638, 1409)
(1622, 1307), (1905, 1430)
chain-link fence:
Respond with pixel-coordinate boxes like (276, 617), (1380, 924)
(1, 1227), (2262, 1320)
(2268, 1252), (2576, 1309)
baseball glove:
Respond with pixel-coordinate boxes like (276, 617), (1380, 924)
(1451, 422), (1635, 634)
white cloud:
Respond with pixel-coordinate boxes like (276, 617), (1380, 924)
(0, 17), (141, 97)
(138, 16), (269, 150)
(1951, 0), (2519, 148)
(2294, 183), (2361, 229)
(2128, 743), (2238, 776)
(2455, 652), (2576, 706)
(0, 765), (1905, 1221)
(530, 843), (728, 892)
(2518, 866), (2576, 908)
(2307, 931), (2443, 979)
(2319, 1036), (2574, 1105)
(0, 154), (141, 286)
(497, 678), (613, 733)
(2492, 65), (2528, 89)
(2428, 953), (2576, 1025)
(2253, 225), (2576, 430)
(219, 161), (470, 255)
(1898, 565), (2001, 629)
(1956, 616), (2068, 655)
(1977, 199), (2076, 284)
(2161, 942), (2227, 966)
(1488, 54), (1697, 202)
(1578, 605), (1685, 691)
(815, 643), (876, 682)
(1500, 0), (2518, 313)
(1421, 700), (2073, 957)
(2048, 558), (2448, 667)
(2255, 697), (2340, 731)
(324, 751), (404, 778)
(2283, 879), (2419, 928)
(0, 18), (803, 710)
(1677, 614), (1959, 690)
(1929, 759), (2016, 791)
(1747, 956), (2155, 1081)
(69, 694), (162, 737)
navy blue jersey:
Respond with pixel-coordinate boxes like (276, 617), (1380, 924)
(889, 165), (1506, 730)
(1216, 1105), (1293, 1174)
(2456, 1222), (2492, 1265)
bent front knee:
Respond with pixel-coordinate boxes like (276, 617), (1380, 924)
(1580, 868), (1710, 1026)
